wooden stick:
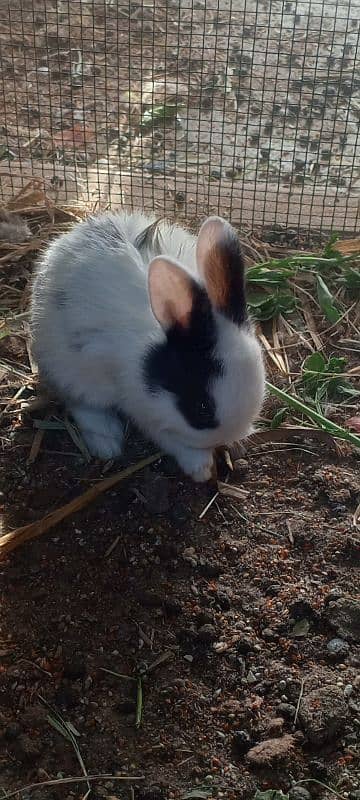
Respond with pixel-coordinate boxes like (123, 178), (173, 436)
(0, 452), (162, 558)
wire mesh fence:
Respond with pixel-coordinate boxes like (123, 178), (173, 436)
(0, 0), (359, 239)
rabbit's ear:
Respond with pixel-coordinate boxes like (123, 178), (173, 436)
(148, 257), (199, 331)
(196, 216), (246, 325)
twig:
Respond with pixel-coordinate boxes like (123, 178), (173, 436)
(0, 451), (162, 558)
(99, 667), (136, 682)
(135, 676), (143, 729)
(353, 502), (360, 528)
(199, 490), (219, 520)
(295, 779), (347, 800)
(39, 696), (90, 799)
(1, 774), (145, 800)
(293, 677), (305, 729)
(104, 535), (120, 558)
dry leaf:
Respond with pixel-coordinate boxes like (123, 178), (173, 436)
(346, 416), (360, 433)
(246, 735), (296, 766)
(52, 125), (95, 148)
(217, 481), (250, 500)
(333, 238), (360, 256)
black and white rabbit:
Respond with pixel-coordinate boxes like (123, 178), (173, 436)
(30, 211), (265, 481)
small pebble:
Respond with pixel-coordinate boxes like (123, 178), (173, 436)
(262, 627), (277, 640)
(198, 624), (217, 644)
(326, 638), (350, 659)
(236, 637), (254, 655)
(246, 669), (257, 684)
(232, 729), (252, 755)
(233, 458), (249, 476)
(309, 759), (328, 780)
(278, 702), (296, 719)
(289, 788), (312, 800)
(215, 591), (231, 611)
(344, 684), (353, 698)
(279, 680), (287, 691)
(4, 722), (21, 740)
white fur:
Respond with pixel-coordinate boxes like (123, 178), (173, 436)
(30, 211), (265, 481)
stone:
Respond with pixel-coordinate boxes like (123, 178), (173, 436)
(324, 597), (360, 642)
(236, 636), (254, 655)
(326, 638), (350, 659)
(4, 722), (21, 740)
(215, 591), (231, 611)
(278, 703), (296, 719)
(232, 729), (252, 755)
(289, 788), (312, 800)
(233, 458), (249, 476)
(197, 624), (217, 644)
(299, 685), (347, 745)
(262, 627), (277, 640)
(309, 759), (328, 780)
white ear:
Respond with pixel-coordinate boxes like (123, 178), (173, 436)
(196, 216), (246, 325)
(148, 256), (198, 331)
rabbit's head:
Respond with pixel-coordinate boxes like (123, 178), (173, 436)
(144, 216), (265, 450)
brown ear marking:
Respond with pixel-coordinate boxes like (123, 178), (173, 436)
(196, 217), (246, 326)
(148, 256), (198, 331)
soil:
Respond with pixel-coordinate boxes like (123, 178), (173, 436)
(0, 419), (359, 800)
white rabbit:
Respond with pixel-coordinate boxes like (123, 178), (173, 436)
(30, 211), (265, 481)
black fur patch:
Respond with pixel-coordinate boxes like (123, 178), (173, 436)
(144, 287), (223, 430)
(216, 231), (247, 326)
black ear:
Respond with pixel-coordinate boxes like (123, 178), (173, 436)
(196, 216), (246, 325)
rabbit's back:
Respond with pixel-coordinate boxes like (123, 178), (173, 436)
(30, 211), (196, 407)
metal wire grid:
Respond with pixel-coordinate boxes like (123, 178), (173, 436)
(0, 0), (359, 238)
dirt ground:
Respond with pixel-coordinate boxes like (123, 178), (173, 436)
(0, 412), (360, 800)
(0, 205), (359, 799)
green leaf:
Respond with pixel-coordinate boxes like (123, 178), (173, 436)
(46, 715), (71, 742)
(292, 618), (310, 637)
(270, 408), (288, 429)
(342, 267), (360, 295)
(0, 327), (11, 341)
(65, 720), (81, 738)
(140, 103), (184, 131)
(247, 291), (296, 321)
(266, 380), (360, 449)
(246, 265), (295, 286)
(336, 384), (360, 398)
(326, 356), (346, 374)
(254, 791), (289, 800)
(322, 232), (341, 259)
(316, 275), (341, 323)
(302, 352), (326, 374)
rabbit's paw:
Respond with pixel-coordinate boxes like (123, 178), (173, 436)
(69, 405), (124, 460)
(177, 447), (214, 483)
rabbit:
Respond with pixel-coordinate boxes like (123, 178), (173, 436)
(30, 211), (265, 482)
